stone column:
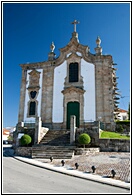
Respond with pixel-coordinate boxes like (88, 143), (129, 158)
(70, 115), (76, 145)
(80, 93), (84, 126)
(18, 68), (27, 122)
(41, 67), (54, 124)
(94, 60), (104, 121)
(34, 117), (42, 144)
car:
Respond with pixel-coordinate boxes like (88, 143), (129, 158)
(3, 140), (8, 144)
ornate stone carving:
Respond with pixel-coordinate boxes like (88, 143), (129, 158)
(62, 86), (85, 95)
(28, 69), (41, 89)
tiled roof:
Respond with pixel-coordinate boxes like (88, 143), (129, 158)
(3, 128), (10, 135)
(118, 108), (128, 113)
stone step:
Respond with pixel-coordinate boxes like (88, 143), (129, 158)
(32, 150), (74, 154)
(41, 135), (70, 139)
(41, 136), (68, 139)
(32, 152), (74, 159)
(32, 147), (75, 152)
(32, 149), (72, 153)
(32, 145), (75, 159)
(32, 150), (73, 153)
(41, 137), (69, 140)
(32, 151), (73, 155)
(32, 154), (73, 159)
(40, 133), (70, 139)
(33, 130), (74, 159)
(40, 142), (70, 146)
(39, 130), (70, 146)
(32, 145), (74, 148)
(32, 148), (74, 151)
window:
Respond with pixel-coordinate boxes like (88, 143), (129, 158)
(69, 62), (78, 82)
(29, 101), (36, 115)
(30, 91), (37, 99)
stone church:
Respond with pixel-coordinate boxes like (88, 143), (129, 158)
(17, 20), (119, 145)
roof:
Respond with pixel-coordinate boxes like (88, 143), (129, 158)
(3, 128), (10, 135)
(118, 109), (128, 113)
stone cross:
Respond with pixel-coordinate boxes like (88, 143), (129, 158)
(71, 20), (80, 32)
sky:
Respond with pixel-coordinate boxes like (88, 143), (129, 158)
(3, 2), (130, 127)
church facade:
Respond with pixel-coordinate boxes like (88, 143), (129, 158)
(18, 20), (118, 131)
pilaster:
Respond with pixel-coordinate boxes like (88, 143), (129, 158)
(41, 66), (54, 123)
(18, 68), (27, 122)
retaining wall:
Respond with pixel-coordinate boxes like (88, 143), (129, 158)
(14, 147), (32, 157)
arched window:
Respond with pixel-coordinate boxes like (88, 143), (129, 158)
(29, 101), (36, 116)
(69, 62), (78, 82)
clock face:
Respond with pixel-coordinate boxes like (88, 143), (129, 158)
(30, 91), (37, 99)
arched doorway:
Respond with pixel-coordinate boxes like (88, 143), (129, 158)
(67, 102), (80, 129)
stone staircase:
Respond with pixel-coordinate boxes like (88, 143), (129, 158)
(32, 130), (75, 159)
(32, 145), (75, 159)
(39, 130), (70, 146)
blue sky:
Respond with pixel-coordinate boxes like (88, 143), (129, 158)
(3, 2), (130, 127)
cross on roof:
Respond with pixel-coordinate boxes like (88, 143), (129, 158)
(71, 20), (80, 32)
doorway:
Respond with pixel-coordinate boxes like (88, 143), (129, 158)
(67, 102), (80, 129)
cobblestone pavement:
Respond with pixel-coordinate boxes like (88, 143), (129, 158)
(38, 152), (130, 182)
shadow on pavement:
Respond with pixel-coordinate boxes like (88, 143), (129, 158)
(3, 145), (14, 157)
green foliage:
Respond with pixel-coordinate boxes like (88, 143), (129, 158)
(115, 124), (124, 133)
(128, 103), (130, 120)
(116, 120), (130, 124)
(8, 135), (13, 141)
(100, 131), (130, 139)
(78, 133), (91, 148)
(20, 134), (32, 146)
(115, 120), (130, 132)
(119, 125), (124, 133)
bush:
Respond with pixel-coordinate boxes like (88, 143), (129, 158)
(115, 124), (124, 133)
(116, 120), (130, 125)
(115, 120), (130, 133)
(78, 133), (91, 148)
(20, 134), (32, 146)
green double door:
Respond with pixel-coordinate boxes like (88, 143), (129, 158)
(67, 102), (80, 129)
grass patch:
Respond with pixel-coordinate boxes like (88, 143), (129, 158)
(100, 131), (130, 139)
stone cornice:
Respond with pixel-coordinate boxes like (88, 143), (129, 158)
(62, 86), (85, 95)
(20, 37), (113, 69)
(55, 38), (112, 66)
(27, 86), (40, 90)
(20, 61), (55, 70)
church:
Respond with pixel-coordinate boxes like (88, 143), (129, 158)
(17, 20), (118, 137)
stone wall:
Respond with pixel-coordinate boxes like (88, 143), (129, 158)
(99, 139), (130, 152)
(76, 126), (130, 152)
(14, 147), (32, 157)
(74, 147), (100, 155)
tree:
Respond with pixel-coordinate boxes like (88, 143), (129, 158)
(128, 102), (130, 120)
(78, 133), (91, 148)
(7, 135), (13, 143)
(20, 134), (32, 146)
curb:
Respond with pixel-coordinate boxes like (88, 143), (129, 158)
(13, 155), (130, 190)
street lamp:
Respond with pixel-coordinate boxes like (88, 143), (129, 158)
(111, 169), (116, 178)
(61, 160), (65, 166)
(50, 156), (53, 162)
(75, 163), (79, 169)
(91, 165), (96, 173)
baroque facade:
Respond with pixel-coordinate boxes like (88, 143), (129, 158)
(18, 20), (119, 132)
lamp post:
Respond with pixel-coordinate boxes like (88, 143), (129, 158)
(61, 160), (65, 166)
(50, 156), (53, 162)
(111, 169), (116, 178)
(75, 163), (79, 169)
(91, 166), (96, 173)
